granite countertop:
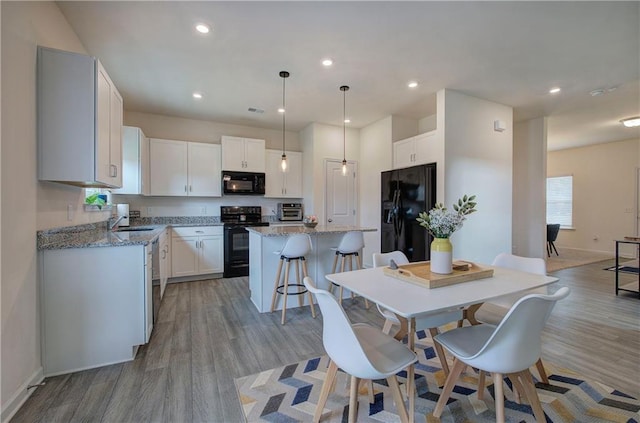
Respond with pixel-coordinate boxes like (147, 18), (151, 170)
(247, 225), (377, 237)
(37, 216), (226, 250)
(37, 224), (168, 250)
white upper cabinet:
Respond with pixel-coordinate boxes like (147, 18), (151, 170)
(188, 142), (222, 197)
(392, 130), (437, 169)
(265, 150), (302, 198)
(221, 136), (265, 172)
(37, 46), (123, 188)
(149, 138), (221, 197)
(112, 126), (149, 195)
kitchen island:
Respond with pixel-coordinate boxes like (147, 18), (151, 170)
(246, 225), (376, 312)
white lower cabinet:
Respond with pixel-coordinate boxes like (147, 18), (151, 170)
(171, 226), (223, 277)
(40, 244), (152, 376)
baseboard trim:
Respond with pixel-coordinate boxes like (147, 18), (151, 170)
(1, 366), (44, 423)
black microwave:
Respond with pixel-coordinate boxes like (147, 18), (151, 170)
(222, 171), (266, 195)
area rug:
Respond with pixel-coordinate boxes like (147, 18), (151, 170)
(604, 265), (640, 275)
(235, 336), (640, 422)
(546, 248), (614, 273)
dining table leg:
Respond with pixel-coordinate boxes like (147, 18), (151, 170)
(407, 317), (415, 423)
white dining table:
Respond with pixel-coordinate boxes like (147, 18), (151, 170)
(325, 264), (559, 422)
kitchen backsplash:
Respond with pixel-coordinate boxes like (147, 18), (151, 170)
(111, 194), (303, 218)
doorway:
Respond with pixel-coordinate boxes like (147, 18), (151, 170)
(324, 159), (358, 226)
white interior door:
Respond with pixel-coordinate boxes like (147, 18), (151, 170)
(325, 160), (357, 226)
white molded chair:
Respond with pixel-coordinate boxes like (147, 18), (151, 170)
(470, 253), (550, 384)
(329, 232), (368, 308)
(433, 287), (570, 423)
(303, 276), (417, 423)
(270, 234), (316, 325)
(372, 251), (463, 375)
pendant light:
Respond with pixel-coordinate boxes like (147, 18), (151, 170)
(279, 71), (290, 171)
(340, 85), (349, 176)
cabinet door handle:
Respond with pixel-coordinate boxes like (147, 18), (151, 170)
(110, 164), (118, 177)
(196, 240), (200, 248)
(189, 185), (192, 192)
(196, 230), (204, 234)
(184, 185), (188, 192)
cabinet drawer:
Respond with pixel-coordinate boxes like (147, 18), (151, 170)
(172, 226), (223, 238)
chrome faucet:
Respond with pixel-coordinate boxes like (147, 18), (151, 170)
(108, 215), (127, 231)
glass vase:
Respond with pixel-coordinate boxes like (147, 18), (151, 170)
(430, 237), (453, 274)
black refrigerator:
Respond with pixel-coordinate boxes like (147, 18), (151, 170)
(381, 163), (437, 262)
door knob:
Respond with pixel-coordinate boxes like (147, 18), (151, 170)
(328, 219), (333, 223)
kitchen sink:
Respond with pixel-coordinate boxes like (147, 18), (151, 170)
(115, 227), (155, 232)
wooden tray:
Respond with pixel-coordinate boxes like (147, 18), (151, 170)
(382, 261), (494, 289)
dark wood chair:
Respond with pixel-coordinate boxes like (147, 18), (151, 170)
(547, 224), (560, 257)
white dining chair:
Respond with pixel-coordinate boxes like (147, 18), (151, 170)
(469, 252), (550, 384)
(303, 276), (417, 423)
(432, 287), (570, 423)
(372, 251), (463, 376)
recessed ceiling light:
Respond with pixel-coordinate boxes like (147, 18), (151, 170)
(192, 92), (203, 99)
(322, 59), (333, 67)
(278, 108), (285, 113)
(195, 23), (210, 34)
(620, 116), (640, 127)
(549, 87), (561, 94)
(408, 81), (419, 88)
(590, 89), (605, 97)
(344, 119), (351, 124)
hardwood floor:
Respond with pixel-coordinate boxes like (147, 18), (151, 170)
(11, 259), (640, 422)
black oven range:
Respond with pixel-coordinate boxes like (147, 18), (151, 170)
(221, 206), (269, 278)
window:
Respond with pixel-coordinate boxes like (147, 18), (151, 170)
(546, 175), (573, 228)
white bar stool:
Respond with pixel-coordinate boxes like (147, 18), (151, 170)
(329, 231), (369, 308)
(270, 234), (317, 325)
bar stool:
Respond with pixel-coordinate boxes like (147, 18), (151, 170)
(329, 231), (369, 308)
(270, 234), (316, 325)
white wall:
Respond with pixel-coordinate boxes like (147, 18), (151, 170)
(125, 111), (301, 151)
(359, 116), (393, 267)
(547, 138), (640, 255)
(442, 89), (513, 264)
(1, 2), (96, 419)
(301, 122), (360, 224)
(513, 118), (547, 258)
(418, 114), (437, 133)
(390, 115), (418, 143)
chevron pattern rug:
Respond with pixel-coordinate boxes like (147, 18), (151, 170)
(235, 336), (640, 422)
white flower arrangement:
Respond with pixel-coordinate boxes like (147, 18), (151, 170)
(416, 195), (477, 239)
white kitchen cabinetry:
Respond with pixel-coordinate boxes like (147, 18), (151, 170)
(159, 228), (170, 298)
(171, 226), (223, 277)
(221, 136), (266, 172)
(149, 139), (221, 197)
(265, 150), (302, 198)
(392, 130), (437, 169)
(112, 126), (149, 195)
(37, 46), (123, 188)
(40, 244), (152, 376)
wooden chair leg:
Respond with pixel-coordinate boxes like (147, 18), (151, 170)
(382, 319), (395, 335)
(428, 328), (450, 376)
(281, 260), (291, 325)
(433, 358), (466, 417)
(301, 259), (316, 318)
(329, 253), (339, 296)
(358, 379), (375, 404)
(339, 255), (346, 305)
(270, 258), (284, 313)
(507, 372), (524, 404)
(535, 358), (549, 384)
(314, 360), (338, 423)
(518, 370), (546, 423)
(293, 259), (303, 308)
(348, 375), (359, 423)
(493, 372), (505, 423)
(387, 375), (410, 423)
(477, 370), (486, 400)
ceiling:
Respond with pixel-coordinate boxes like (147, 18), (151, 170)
(56, 1), (640, 151)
